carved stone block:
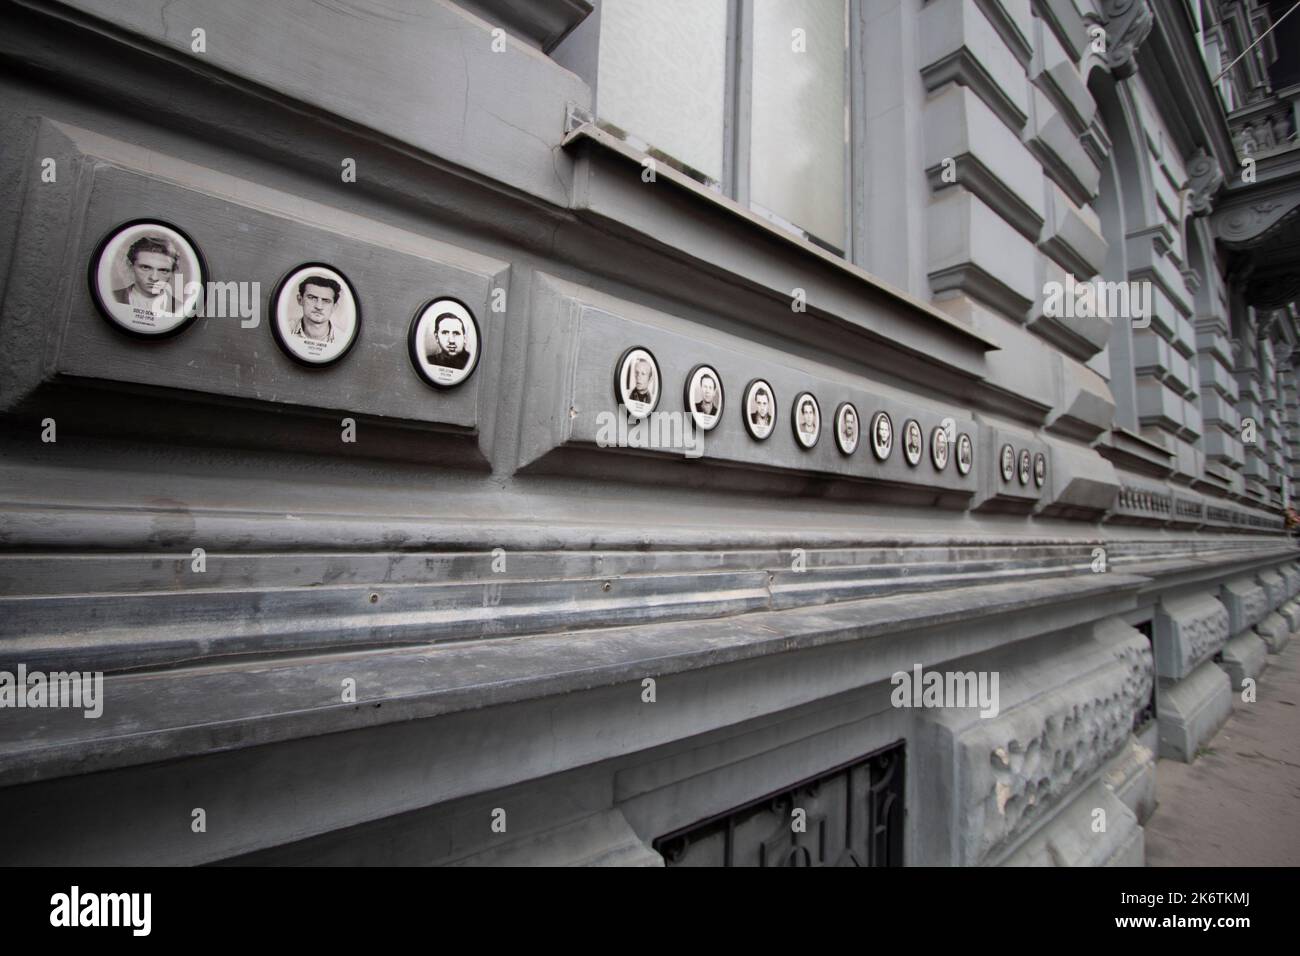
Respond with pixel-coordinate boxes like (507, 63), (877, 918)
(1153, 594), (1229, 680)
(1220, 576), (1269, 634)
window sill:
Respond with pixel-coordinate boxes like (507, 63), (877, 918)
(560, 122), (1000, 361)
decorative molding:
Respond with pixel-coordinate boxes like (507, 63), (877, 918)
(1097, 0), (1154, 80)
(1187, 148), (1224, 217)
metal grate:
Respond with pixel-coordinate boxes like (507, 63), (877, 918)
(653, 741), (905, 867)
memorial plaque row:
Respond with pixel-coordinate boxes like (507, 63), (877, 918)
(615, 345), (977, 474)
(87, 219), (480, 389)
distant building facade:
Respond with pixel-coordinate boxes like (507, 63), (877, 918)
(0, 0), (1298, 865)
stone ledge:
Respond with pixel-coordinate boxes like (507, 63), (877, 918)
(1153, 593), (1229, 680)
(1220, 630), (1269, 692)
(997, 778), (1143, 866)
(1155, 660), (1231, 762)
(1256, 612), (1292, 654)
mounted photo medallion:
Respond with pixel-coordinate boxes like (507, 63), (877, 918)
(410, 297), (480, 389)
(834, 402), (860, 456)
(792, 392), (821, 450)
(956, 433), (973, 476)
(1034, 453), (1047, 488)
(271, 263), (360, 367)
(930, 425), (949, 471)
(1000, 443), (1016, 483)
(743, 379), (776, 441)
(89, 219), (206, 338)
(1019, 448), (1032, 486)
(902, 418), (923, 467)
(616, 346), (660, 420)
(685, 364), (724, 431)
(870, 411), (893, 461)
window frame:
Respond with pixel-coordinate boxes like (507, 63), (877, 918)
(591, 0), (859, 259)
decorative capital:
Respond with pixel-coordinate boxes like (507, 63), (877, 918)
(1187, 148), (1223, 217)
(1099, 0), (1154, 79)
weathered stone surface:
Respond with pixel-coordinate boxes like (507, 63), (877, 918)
(1278, 600), (1300, 633)
(1282, 566), (1300, 599)
(1220, 577), (1269, 634)
(1102, 734), (1157, 825)
(999, 779), (1142, 866)
(1155, 660), (1231, 762)
(1256, 612), (1292, 653)
(938, 619), (1151, 865)
(1153, 594), (1229, 680)
(1220, 631), (1269, 692)
(1258, 569), (1286, 609)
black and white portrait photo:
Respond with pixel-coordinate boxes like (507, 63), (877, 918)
(685, 364), (724, 431)
(616, 346), (660, 419)
(1019, 448), (1032, 486)
(1000, 443), (1015, 483)
(835, 402), (859, 456)
(793, 392), (821, 450)
(956, 433), (973, 476)
(902, 418), (922, 467)
(410, 297), (481, 388)
(271, 263), (360, 366)
(931, 425), (949, 471)
(1034, 453), (1046, 488)
(743, 379), (776, 441)
(89, 220), (206, 337)
(870, 411), (893, 461)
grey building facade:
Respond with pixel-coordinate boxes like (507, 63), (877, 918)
(0, 0), (1297, 866)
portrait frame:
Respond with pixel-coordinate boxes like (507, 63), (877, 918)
(930, 425), (949, 471)
(792, 392), (821, 450)
(870, 411), (893, 462)
(1000, 443), (1016, 483)
(684, 364), (724, 432)
(902, 418), (923, 467)
(269, 262), (361, 368)
(615, 345), (661, 420)
(88, 218), (208, 340)
(742, 378), (777, 441)
(1034, 452), (1047, 488)
(834, 402), (860, 456)
(1019, 448), (1032, 486)
(408, 296), (481, 390)
(955, 433), (973, 476)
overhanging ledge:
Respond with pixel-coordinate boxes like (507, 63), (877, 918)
(561, 122), (1001, 364)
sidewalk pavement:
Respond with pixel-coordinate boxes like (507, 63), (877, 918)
(1144, 635), (1300, 866)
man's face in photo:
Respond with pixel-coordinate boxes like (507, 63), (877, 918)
(878, 417), (890, 445)
(633, 360), (651, 392)
(299, 283), (337, 323)
(700, 378), (716, 406)
(437, 316), (465, 356)
(755, 392), (770, 418)
(130, 250), (175, 297)
(844, 411), (856, 440)
(801, 403), (815, 431)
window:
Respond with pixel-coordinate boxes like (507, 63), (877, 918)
(587, 0), (851, 253)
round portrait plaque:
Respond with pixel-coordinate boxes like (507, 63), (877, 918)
(685, 364), (724, 432)
(270, 263), (361, 367)
(615, 346), (661, 420)
(89, 219), (207, 338)
(792, 392), (821, 450)
(409, 297), (481, 389)
(743, 379), (777, 441)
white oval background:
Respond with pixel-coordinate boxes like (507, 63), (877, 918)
(94, 222), (203, 334)
(414, 299), (480, 387)
(275, 265), (357, 364)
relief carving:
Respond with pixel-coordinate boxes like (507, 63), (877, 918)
(957, 630), (1152, 864)
(1099, 0), (1154, 79)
